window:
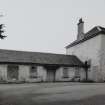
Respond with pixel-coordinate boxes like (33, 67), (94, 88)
(30, 66), (37, 78)
(63, 67), (69, 78)
(7, 65), (19, 80)
(75, 67), (80, 77)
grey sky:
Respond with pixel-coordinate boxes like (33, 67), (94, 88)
(0, 0), (105, 54)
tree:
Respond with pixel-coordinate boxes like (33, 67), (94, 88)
(0, 24), (6, 39)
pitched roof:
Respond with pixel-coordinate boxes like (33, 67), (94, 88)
(0, 49), (84, 66)
(66, 26), (105, 48)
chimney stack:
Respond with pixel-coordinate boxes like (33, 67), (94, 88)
(77, 18), (84, 40)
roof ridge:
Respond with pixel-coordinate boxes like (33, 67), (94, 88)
(66, 25), (105, 48)
(0, 48), (73, 56)
(85, 26), (99, 34)
(0, 49), (84, 66)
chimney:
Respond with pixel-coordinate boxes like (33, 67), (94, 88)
(77, 18), (84, 40)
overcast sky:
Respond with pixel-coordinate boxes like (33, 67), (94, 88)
(0, 0), (105, 54)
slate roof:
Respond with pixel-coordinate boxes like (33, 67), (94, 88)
(0, 49), (84, 66)
(66, 26), (105, 48)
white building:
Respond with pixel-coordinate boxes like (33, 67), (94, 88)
(0, 49), (84, 83)
(66, 18), (105, 82)
(1, 18), (105, 83)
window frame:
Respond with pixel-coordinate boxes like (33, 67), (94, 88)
(62, 67), (69, 78)
(29, 65), (38, 78)
(75, 67), (80, 78)
(7, 64), (19, 80)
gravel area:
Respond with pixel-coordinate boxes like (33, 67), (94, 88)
(0, 83), (105, 105)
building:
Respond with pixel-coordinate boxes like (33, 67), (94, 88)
(66, 18), (105, 82)
(0, 49), (84, 83)
(1, 18), (105, 83)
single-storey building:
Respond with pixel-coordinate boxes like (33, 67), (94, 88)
(0, 49), (85, 82)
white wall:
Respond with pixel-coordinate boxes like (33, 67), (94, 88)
(66, 35), (102, 81)
(98, 34), (105, 81)
(19, 65), (30, 81)
(37, 66), (47, 82)
(0, 64), (84, 82)
(0, 64), (7, 81)
(55, 67), (62, 81)
(19, 65), (47, 82)
(55, 67), (76, 81)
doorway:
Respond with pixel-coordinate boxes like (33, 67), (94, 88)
(44, 65), (59, 82)
(47, 69), (55, 82)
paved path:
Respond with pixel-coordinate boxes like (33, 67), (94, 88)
(0, 83), (105, 105)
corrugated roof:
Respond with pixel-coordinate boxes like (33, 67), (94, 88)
(66, 26), (105, 48)
(0, 49), (84, 66)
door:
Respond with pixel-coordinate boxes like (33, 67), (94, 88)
(47, 70), (55, 82)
